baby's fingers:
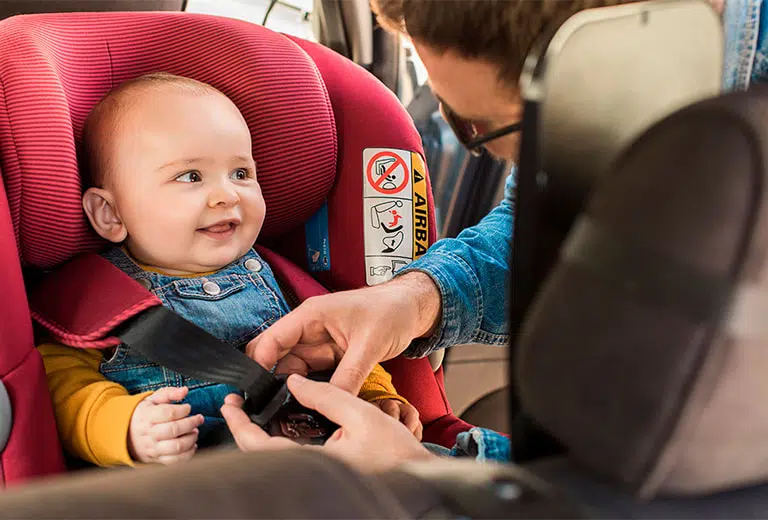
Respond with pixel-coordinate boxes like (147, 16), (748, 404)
(151, 414), (204, 441)
(378, 399), (402, 421)
(156, 443), (198, 465)
(401, 405), (423, 441)
(150, 402), (192, 425)
(152, 430), (198, 459)
(148, 386), (188, 405)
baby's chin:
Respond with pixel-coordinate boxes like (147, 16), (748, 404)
(137, 255), (242, 276)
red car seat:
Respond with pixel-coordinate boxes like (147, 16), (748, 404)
(0, 12), (475, 485)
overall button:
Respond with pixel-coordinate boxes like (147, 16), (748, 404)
(202, 281), (221, 296)
(136, 278), (152, 290)
(244, 258), (262, 272)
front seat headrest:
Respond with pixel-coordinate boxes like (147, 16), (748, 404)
(517, 85), (768, 499)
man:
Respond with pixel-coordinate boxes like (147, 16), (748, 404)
(223, 0), (753, 471)
(218, 0), (637, 469)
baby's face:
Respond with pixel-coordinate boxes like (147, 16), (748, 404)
(104, 88), (265, 274)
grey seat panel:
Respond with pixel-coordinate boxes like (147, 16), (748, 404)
(0, 378), (10, 454)
(531, 458), (768, 519)
(459, 386), (509, 433)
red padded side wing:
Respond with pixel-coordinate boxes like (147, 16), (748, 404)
(0, 173), (64, 484)
(29, 254), (162, 349)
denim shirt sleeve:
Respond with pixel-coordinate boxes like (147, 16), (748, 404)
(450, 428), (511, 462)
(722, 0), (768, 90)
(399, 172), (514, 357)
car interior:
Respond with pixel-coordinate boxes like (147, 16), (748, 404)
(1, 0), (767, 517)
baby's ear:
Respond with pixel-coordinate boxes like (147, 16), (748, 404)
(82, 188), (127, 243)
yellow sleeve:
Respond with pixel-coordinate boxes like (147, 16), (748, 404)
(38, 342), (151, 467)
(357, 363), (408, 404)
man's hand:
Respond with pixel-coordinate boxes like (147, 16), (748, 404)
(373, 399), (423, 441)
(128, 386), (204, 465)
(220, 375), (435, 473)
(246, 272), (442, 394)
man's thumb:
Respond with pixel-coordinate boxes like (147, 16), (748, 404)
(329, 348), (376, 395)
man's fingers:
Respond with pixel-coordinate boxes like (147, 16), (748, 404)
(287, 375), (367, 428)
(245, 316), (302, 369)
(221, 401), (272, 452)
(246, 306), (331, 369)
(224, 393), (244, 407)
(150, 403), (192, 424)
(273, 353), (310, 377)
(152, 431), (198, 457)
(274, 344), (338, 375)
(148, 386), (188, 405)
(151, 414), (204, 441)
(329, 346), (378, 395)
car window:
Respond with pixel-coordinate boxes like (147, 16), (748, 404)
(185, 0), (315, 42)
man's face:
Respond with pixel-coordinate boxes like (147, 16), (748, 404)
(413, 41), (523, 161)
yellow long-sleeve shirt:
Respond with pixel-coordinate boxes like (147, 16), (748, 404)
(39, 342), (404, 467)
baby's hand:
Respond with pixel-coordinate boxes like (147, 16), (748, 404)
(373, 399), (423, 441)
(128, 386), (205, 465)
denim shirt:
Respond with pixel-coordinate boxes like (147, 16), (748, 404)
(401, 172), (514, 358)
(723, 0), (765, 90)
(98, 247), (290, 444)
(403, 1), (768, 359)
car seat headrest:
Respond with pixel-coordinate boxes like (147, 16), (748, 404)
(517, 87), (768, 498)
(0, 12), (337, 268)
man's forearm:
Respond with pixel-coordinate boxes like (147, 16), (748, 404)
(388, 271), (443, 339)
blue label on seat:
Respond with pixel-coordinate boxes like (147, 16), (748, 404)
(305, 201), (331, 272)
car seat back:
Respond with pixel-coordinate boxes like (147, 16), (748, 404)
(0, 11), (467, 483)
(512, 0), (723, 336)
(518, 83), (768, 498)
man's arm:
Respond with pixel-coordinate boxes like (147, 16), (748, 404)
(400, 172), (514, 357)
(246, 173), (514, 393)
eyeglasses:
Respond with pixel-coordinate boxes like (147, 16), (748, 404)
(437, 96), (522, 157)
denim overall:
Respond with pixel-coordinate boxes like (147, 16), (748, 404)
(98, 247), (291, 445)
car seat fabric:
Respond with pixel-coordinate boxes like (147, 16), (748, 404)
(517, 87), (768, 498)
(0, 11), (469, 481)
(0, 12), (337, 267)
(0, 161), (64, 485)
(280, 35), (468, 446)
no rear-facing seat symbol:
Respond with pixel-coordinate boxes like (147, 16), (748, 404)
(375, 158), (399, 190)
(366, 151), (409, 195)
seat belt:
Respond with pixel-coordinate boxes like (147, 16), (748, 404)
(113, 305), (286, 427)
(29, 252), (337, 440)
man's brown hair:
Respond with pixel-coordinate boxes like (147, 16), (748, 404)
(371, 0), (638, 86)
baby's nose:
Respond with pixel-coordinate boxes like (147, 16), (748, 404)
(209, 185), (240, 207)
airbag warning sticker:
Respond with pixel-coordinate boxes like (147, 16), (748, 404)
(363, 148), (429, 285)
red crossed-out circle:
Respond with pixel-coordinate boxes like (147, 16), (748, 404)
(366, 151), (409, 195)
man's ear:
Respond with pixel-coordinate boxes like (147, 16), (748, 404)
(82, 188), (127, 243)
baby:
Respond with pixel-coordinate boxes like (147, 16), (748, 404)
(38, 73), (420, 467)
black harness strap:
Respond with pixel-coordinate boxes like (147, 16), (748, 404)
(114, 305), (285, 426)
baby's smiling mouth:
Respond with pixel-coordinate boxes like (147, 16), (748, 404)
(198, 219), (240, 239)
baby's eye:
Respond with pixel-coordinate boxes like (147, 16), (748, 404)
(176, 170), (202, 183)
(230, 168), (251, 181)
